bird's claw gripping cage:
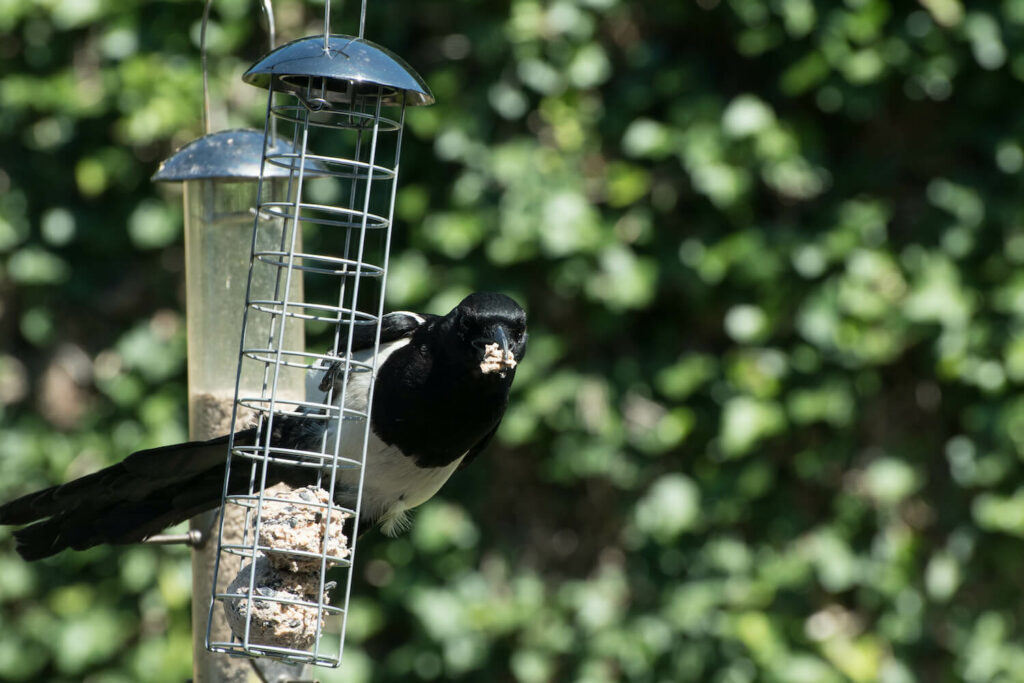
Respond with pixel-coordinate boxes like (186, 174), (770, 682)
(205, 12), (433, 668)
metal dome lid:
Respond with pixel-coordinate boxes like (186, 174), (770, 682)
(152, 129), (298, 182)
(242, 34), (434, 106)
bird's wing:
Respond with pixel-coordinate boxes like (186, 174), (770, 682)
(307, 311), (435, 399)
(343, 311), (434, 353)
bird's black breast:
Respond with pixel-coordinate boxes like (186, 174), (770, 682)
(370, 341), (511, 469)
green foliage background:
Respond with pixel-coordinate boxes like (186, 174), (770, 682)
(2, 0), (1024, 680)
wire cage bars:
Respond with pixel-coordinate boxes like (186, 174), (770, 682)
(205, 27), (433, 667)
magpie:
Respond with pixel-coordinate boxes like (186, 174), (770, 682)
(0, 292), (527, 561)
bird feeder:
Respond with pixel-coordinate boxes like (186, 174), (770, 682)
(152, 1), (310, 680)
(154, 127), (315, 682)
(204, 0), (433, 668)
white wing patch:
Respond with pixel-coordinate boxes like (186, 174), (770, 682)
(390, 311), (426, 324)
(304, 332), (413, 403)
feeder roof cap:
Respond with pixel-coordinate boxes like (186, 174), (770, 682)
(152, 129), (298, 182)
(243, 35), (434, 106)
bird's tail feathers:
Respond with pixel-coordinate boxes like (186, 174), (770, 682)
(0, 464), (121, 527)
(1, 434), (238, 561)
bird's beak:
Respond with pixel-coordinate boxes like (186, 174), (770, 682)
(473, 325), (511, 356)
(494, 325), (510, 359)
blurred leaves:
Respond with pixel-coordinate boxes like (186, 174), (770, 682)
(3, 0), (1024, 681)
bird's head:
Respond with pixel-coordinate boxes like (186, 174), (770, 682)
(446, 292), (528, 380)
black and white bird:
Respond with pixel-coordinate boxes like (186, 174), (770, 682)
(0, 292), (527, 561)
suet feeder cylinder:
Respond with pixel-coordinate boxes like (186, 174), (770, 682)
(154, 130), (306, 440)
(153, 128), (309, 683)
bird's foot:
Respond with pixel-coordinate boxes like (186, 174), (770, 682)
(318, 358), (346, 393)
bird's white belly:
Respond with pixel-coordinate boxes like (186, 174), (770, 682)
(353, 440), (465, 535)
(328, 424), (465, 536)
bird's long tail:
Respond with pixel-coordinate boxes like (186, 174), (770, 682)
(0, 433), (248, 561)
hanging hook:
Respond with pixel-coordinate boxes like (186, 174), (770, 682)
(200, 0), (278, 135)
(200, 0), (213, 135)
(322, 0), (369, 49)
(260, 0), (277, 52)
(323, 0), (331, 52)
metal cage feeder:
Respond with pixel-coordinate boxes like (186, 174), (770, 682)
(205, 23), (433, 669)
